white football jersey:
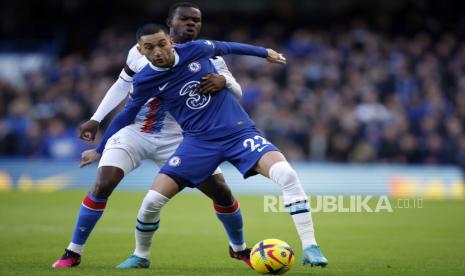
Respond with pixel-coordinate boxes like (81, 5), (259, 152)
(121, 45), (182, 137)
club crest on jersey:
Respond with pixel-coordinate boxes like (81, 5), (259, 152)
(188, 62), (201, 72)
(179, 80), (211, 109)
(168, 156), (181, 167)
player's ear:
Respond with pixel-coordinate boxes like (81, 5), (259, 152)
(137, 45), (142, 54)
(166, 18), (172, 28)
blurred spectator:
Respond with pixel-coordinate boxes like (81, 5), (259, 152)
(1, 22), (465, 172)
(41, 117), (88, 160)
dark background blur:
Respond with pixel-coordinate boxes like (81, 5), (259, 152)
(2, 0), (465, 55)
(1, 0), (465, 170)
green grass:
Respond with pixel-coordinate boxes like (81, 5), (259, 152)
(0, 191), (464, 275)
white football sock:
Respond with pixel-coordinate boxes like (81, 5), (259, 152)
(67, 242), (84, 255)
(269, 161), (317, 249)
(230, 242), (247, 252)
(133, 190), (169, 260)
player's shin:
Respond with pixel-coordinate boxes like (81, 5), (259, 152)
(68, 192), (108, 255)
(268, 161), (317, 248)
(133, 190), (169, 260)
(213, 198), (246, 251)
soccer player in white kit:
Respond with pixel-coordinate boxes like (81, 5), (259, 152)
(52, 2), (252, 269)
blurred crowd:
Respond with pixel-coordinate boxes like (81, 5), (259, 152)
(1, 25), (465, 170)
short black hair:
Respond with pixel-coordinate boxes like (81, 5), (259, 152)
(167, 2), (200, 20)
(136, 23), (168, 41)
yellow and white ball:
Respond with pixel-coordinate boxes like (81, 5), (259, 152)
(250, 239), (295, 274)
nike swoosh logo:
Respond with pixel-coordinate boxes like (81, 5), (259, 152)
(257, 145), (270, 152)
(159, 82), (169, 91)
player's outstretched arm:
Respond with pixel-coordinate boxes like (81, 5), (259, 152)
(266, 49), (287, 64)
(79, 149), (101, 168)
(210, 41), (286, 65)
(79, 74), (132, 141)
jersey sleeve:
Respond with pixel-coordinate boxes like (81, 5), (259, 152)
(121, 45), (148, 80)
(212, 41), (268, 58)
(95, 75), (154, 153)
(185, 40), (267, 60)
(211, 57), (242, 99)
(124, 45), (142, 77)
(90, 45), (146, 122)
(210, 56), (230, 75)
(184, 40), (218, 60)
(90, 76), (131, 122)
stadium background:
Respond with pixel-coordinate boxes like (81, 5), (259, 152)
(1, 1), (465, 275)
(1, 0), (464, 198)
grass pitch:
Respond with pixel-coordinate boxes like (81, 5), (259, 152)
(0, 191), (464, 275)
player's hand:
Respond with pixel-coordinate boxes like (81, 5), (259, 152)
(197, 74), (226, 95)
(79, 120), (100, 141)
(80, 149), (101, 168)
(266, 49), (286, 64)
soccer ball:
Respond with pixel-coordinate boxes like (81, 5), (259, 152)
(250, 239), (295, 274)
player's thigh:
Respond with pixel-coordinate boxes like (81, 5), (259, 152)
(159, 137), (223, 187)
(151, 173), (180, 199)
(99, 148), (136, 175)
(226, 130), (282, 178)
(254, 151), (287, 178)
(100, 127), (150, 174)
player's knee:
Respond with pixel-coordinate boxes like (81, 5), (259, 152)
(92, 166), (125, 198)
(282, 169), (299, 191)
(91, 180), (114, 198)
(212, 177), (235, 205)
(92, 175), (120, 198)
(269, 161), (299, 190)
(143, 190), (169, 211)
(215, 186), (234, 206)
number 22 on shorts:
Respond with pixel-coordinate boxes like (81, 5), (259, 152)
(243, 135), (271, 152)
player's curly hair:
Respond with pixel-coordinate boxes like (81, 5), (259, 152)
(167, 2), (200, 20)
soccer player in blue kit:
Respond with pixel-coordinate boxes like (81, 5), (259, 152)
(102, 24), (328, 268)
(52, 3), (253, 269)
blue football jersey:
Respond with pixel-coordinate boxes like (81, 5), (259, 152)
(97, 40), (268, 152)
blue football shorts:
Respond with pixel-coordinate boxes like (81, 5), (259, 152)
(159, 127), (280, 187)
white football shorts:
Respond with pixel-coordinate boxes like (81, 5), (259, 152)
(98, 125), (222, 176)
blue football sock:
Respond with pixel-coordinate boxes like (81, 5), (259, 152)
(214, 198), (245, 249)
(71, 192), (108, 245)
